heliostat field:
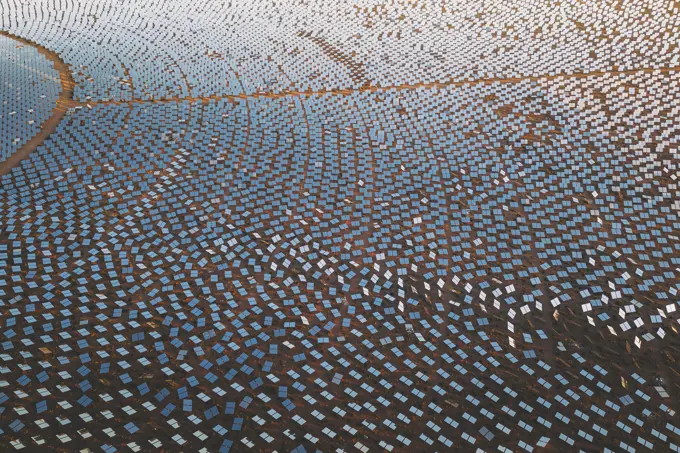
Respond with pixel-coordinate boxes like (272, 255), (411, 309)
(1, 1), (680, 452)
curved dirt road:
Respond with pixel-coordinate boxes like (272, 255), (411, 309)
(0, 30), (78, 177)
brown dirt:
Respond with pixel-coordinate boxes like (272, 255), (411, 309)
(299, 32), (371, 87)
(85, 64), (680, 108)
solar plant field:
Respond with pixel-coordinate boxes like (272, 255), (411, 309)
(1, 0), (680, 452)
